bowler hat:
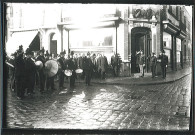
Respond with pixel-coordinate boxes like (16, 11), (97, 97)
(60, 52), (65, 55)
(87, 52), (90, 56)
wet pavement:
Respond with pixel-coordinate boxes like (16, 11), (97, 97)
(6, 73), (192, 130)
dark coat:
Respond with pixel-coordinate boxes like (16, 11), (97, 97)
(15, 53), (25, 77)
(111, 54), (121, 67)
(97, 57), (101, 71)
(67, 58), (77, 71)
(159, 54), (168, 67)
(150, 56), (157, 66)
(100, 56), (108, 72)
(78, 56), (84, 69)
(25, 57), (36, 76)
(83, 57), (93, 71)
(58, 57), (66, 70)
(36, 55), (46, 68)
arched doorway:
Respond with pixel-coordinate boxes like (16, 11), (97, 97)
(131, 27), (152, 73)
(50, 33), (57, 57)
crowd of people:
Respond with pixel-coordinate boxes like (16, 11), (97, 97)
(6, 45), (168, 100)
(6, 46), (122, 99)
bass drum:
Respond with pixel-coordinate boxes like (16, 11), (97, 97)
(45, 60), (59, 77)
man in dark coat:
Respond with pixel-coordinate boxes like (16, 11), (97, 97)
(111, 52), (121, 77)
(14, 47), (25, 99)
(58, 52), (66, 89)
(91, 53), (97, 79)
(78, 53), (85, 79)
(100, 53), (108, 79)
(83, 52), (93, 86)
(24, 48), (36, 94)
(159, 50), (168, 78)
(97, 53), (102, 79)
(36, 49), (46, 93)
(150, 52), (157, 78)
(67, 52), (77, 88)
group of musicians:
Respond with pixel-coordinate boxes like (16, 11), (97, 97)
(7, 45), (121, 99)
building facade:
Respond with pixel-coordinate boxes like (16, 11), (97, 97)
(5, 4), (192, 76)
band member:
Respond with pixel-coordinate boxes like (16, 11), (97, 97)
(36, 48), (46, 93)
(24, 48), (36, 94)
(100, 53), (108, 79)
(45, 53), (56, 91)
(67, 52), (77, 88)
(150, 52), (157, 78)
(58, 52), (66, 89)
(136, 50), (145, 77)
(14, 45), (25, 99)
(78, 53), (85, 79)
(97, 53), (102, 79)
(111, 52), (121, 77)
(83, 52), (93, 86)
(159, 50), (168, 78)
(91, 53), (97, 79)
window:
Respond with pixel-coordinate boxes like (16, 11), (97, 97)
(69, 28), (114, 48)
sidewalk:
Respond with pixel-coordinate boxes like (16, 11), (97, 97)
(76, 66), (192, 85)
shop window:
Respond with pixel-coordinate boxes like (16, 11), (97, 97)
(69, 28), (114, 48)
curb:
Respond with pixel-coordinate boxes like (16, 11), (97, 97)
(89, 72), (191, 86)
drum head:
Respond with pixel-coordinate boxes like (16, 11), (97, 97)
(75, 68), (83, 74)
(35, 61), (43, 70)
(45, 60), (58, 77)
(64, 70), (72, 76)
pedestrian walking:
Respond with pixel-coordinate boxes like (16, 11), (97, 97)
(159, 50), (168, 79)
(150, 52), (157, 78)
(83, 52), (93, 86)
(58, 52), (66, 89)
(36, 48), (46, 93)
(136, 50), (145, 77)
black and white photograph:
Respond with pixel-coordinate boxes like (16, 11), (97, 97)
(2, 3), (194, 133)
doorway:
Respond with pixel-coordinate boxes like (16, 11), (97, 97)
(131, 27), (152, 73)
(50, 33), (57, 57)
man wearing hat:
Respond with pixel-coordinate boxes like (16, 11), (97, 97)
(67, 51), (77, 88)
(83, 52), (93, 86)
(58, 51), (66, 89)
(159, 50), (168, 78)
(24, 48), (36, 95)
(14, 46), (25, 99)
(136, 50), (145, 77)
(150, 52), (157, 78)
(36, 48), (46, 93)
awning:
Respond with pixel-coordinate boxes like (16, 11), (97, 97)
(6, 30), (38, 56)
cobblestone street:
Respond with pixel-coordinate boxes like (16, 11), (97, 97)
(6, 74), (191, 130)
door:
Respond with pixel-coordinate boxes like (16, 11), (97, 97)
(131, 27), (151, 73)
